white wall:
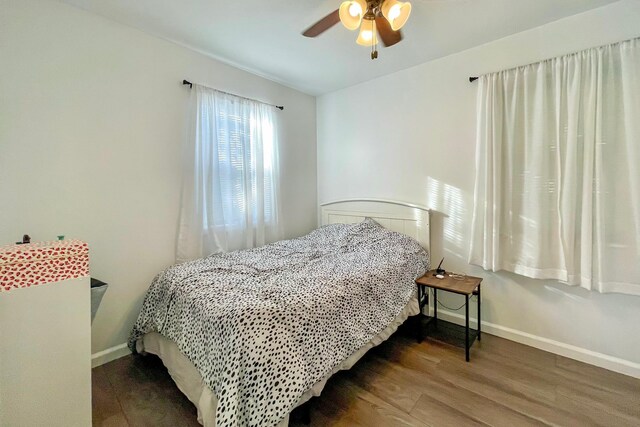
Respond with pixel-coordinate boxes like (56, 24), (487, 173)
(318, 1), (640, 375)
(0, 0), (317, 357)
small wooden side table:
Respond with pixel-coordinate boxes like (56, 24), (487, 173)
(415, 270), (482, 361)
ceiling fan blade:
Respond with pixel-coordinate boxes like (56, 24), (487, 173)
(375, 16), (403, 47)
(303, 9), (341, 37)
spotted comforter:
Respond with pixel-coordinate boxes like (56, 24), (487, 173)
(129, 219), (429, 427)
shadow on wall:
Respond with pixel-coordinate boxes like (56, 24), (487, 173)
(424, 176), (471, 269)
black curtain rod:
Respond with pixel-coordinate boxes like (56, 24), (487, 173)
(469, 77), (479, 82)
(182, 80), (284, 111)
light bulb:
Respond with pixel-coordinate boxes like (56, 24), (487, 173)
(348, 2), (362, 17)
(356, 19), (378, 46)
(389, 4), (401, 21)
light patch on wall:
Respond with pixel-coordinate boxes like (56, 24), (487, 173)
(425, 176), (469, 260)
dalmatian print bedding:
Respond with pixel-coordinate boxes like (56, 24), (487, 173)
(129, 218), (429, 427)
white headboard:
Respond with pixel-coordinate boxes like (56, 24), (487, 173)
(320, 199), (431, 253)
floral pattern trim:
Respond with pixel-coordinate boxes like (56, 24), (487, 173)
(0, 240), (89, 292)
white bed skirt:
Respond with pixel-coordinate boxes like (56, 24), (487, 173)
(136, 295), (419, 426)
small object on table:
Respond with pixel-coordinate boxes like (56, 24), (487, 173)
(16, 234), (31, 245)
(57, 235), (65, 241)
(415, 269), (482, 362)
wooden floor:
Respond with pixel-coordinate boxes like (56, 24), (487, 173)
(93, 323), (640, 427)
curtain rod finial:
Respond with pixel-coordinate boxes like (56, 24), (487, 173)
(469, 76), (479, 83)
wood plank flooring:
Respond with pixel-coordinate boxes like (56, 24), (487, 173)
(92, 322), (640, 426)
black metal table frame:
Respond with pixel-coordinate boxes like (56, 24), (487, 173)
(417, 282), (481, 362)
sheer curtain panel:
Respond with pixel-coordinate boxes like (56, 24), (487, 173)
(469, 38), (640, 295)
(177, 85), (282, 262)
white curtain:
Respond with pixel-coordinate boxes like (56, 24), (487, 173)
(177, 84), (282, 262)
(469, 38), (640, 295)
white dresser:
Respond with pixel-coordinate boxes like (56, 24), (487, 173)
(0, 240), (92, 426)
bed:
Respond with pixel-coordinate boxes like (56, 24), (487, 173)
(129, 199), (431, 427)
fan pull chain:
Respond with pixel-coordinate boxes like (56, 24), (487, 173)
(371, 30), (378, 60)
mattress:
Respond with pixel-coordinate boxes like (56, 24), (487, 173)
(137, 296), (419, 427)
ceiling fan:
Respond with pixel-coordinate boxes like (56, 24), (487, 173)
(302, 0), (412, 60)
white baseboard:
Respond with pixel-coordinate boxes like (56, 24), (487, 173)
(91, 343), (131, 368)
(437, 309), (640, 379)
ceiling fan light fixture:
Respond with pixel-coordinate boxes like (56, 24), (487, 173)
(339, 0), (367, 31)
(356, 18), (378, 46)
(381, 0), (412, 31)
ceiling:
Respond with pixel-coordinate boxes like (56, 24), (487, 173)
(58, 0), (619, 95)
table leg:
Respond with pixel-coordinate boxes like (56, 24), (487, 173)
(477, 284), (481, 341)
(433, 288), (437, 324)
(416, 285), (422, 342)
(465, 294), (470, 362)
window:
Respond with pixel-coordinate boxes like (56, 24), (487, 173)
(177, 85), (282, 261)
(469, 38), (640, 295)
(209, 109), (276, 228)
